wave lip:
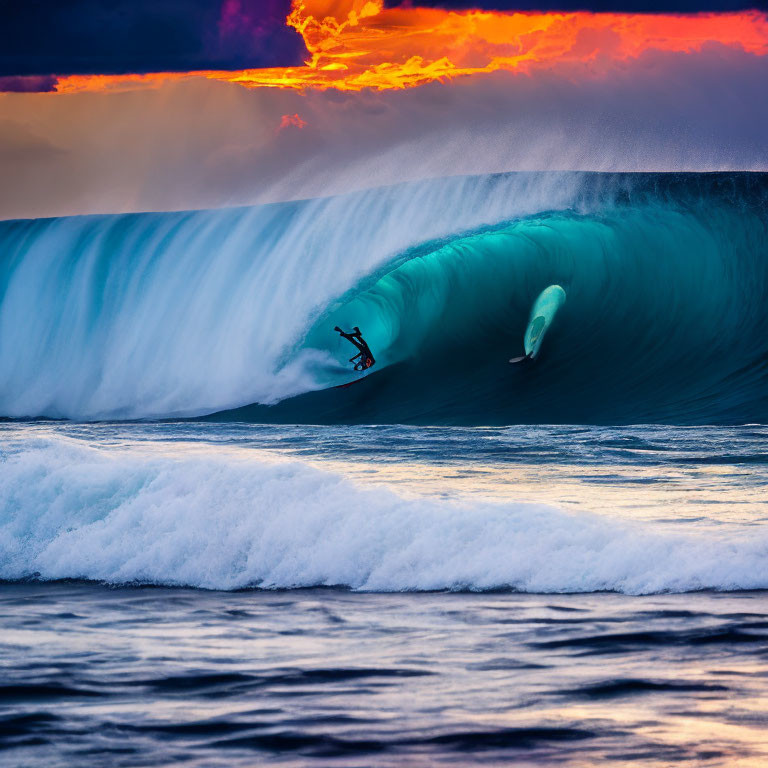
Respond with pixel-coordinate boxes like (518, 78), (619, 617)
(2, 435), (768, 594)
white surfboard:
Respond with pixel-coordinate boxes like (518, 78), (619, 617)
(510, 285), (566, 363)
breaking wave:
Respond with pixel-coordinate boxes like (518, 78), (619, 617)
(2, 435), (768, 593)
(1, 171), (767, 424)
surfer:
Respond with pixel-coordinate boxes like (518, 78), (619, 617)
(335, 326), (376, 371)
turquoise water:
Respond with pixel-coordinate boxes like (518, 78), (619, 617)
(2, 172), (767, 424)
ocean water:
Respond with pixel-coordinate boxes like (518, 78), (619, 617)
(2, 172), (767, 424)
(3, 584), (768, 768)
(2, 423), (768, 766)
(2, 171), (767, 764)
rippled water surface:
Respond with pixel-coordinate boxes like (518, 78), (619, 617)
(2, 585), (768, 767)
(1, 422), (767, 765)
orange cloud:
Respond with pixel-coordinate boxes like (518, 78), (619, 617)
(54, 0), (768, 93)
(280, 112), (308, 129)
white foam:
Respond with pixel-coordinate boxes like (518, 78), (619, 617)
(2, 435), (767, 594)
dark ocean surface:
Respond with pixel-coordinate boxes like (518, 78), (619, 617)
(2, 422), (768, 765)
(2, 584), (768, 767)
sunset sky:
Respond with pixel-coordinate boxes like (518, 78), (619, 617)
(2, 0), (767, 218)
(4, 0), (768, 92)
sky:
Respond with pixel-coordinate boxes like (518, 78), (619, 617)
(0, 1), (303, 82)
(1, 0), (767, 217)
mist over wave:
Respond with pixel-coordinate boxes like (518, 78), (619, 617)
(1, 171), (767, 424)
(3, 46), (768, 220)
(2, 434), (767, 593)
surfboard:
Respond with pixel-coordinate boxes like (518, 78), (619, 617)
(510, 284), (566, 363)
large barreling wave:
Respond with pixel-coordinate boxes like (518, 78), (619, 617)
(1, 171), (767, 424)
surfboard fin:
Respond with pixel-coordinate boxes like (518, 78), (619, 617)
(509, 353), (534, 364)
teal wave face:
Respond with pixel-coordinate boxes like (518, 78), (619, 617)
(1, 172), (767, 424)
(235, 176), (768, 424)
(0, 172), (578, 420)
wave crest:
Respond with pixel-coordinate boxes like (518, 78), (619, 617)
(2, 435), (767, 593)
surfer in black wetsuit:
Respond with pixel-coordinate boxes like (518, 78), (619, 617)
(335, 326), (376, 371)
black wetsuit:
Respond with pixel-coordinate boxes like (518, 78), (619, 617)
(335, 326), (376, 371)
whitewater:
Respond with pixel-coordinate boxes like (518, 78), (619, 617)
(2, 422), (767, 593)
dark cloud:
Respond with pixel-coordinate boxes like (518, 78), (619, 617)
(0, 75), (58, 93)
(0, 0), (305, 78)
(387, 0), (768, 10)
